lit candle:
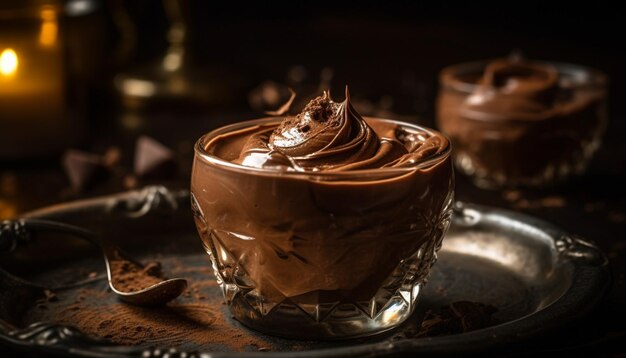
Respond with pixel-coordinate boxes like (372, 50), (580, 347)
(0, 49), (18, 76)
(0, 4), (72, 159)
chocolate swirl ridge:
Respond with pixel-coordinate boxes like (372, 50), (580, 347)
(235, 88), (412, 171)
(268, 89), (389, 170)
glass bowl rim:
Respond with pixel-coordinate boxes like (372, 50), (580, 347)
(194, 116), (451, 179)
(439, 59), (608, 94)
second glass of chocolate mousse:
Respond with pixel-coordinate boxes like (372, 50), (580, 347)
(438, 56), (607, 188)
(191, 89), (454, 339)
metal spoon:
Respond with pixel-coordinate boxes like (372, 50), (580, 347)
(1, 218), (187, 306)
(102, 244), (187, 306)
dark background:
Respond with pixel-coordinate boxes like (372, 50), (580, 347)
(129, 2), (626, 115)
(1, 2), (625, 356)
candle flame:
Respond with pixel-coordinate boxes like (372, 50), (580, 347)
(0, 49), (18, 77)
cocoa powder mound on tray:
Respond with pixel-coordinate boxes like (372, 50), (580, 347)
(25, 260), (271, 351)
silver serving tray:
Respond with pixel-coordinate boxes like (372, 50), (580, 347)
(0, 186), (610, 357)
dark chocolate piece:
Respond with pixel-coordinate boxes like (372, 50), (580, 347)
(134, 136), (177, 179)
(416, 301), (498, 337)
(62, 150), (108, 190)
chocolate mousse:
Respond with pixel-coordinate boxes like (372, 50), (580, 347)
(225, 89), (446, 172)
(193, 88), (453, 301)
(438, 57), (607, 187)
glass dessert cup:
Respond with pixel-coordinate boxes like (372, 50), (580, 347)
(191, 117), (454, 339)
(437, 60), (607, 189)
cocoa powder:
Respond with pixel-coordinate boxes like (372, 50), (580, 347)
(26, 260), (271, 351)
(109, 259), (164, 292)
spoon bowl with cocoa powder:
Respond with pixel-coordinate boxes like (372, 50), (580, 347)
(104, 247), (188, 306)
(4, 219), (188, 306)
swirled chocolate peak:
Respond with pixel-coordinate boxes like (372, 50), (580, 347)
(266, 88), (396, 170)
(230, 87), (448, 171)
(463, 58), (560, 120)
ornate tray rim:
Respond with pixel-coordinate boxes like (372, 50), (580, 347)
(0, 186), (611, 357)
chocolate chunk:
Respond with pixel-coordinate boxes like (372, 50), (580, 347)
(102, 146), (122, 169)
(416, 301), (498, 337)
(134, 136), (177, 179)
(62, 150), (108, 190)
